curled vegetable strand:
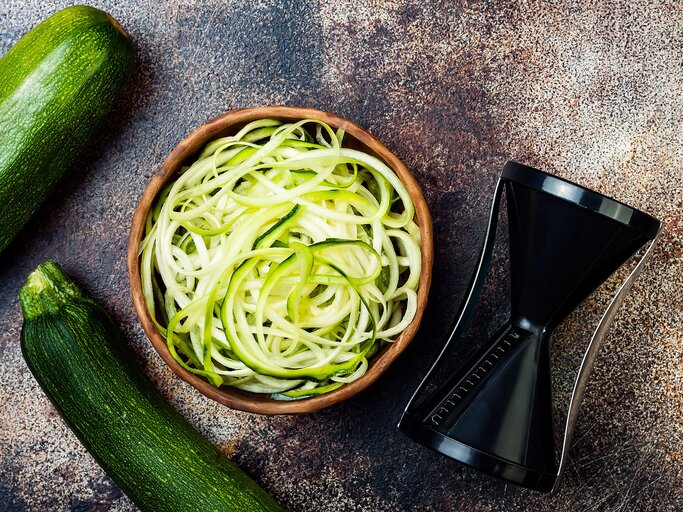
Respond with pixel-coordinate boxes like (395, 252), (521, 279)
(140, 119), (421, 397)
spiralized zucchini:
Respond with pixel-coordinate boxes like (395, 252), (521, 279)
(140, 119), (421, 398)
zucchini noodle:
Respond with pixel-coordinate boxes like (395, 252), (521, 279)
(140, 119), (421, 398)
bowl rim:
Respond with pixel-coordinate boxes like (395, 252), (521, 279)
(127, 105), (433, 415)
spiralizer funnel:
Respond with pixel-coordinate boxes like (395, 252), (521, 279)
(399, 162), (661, 492)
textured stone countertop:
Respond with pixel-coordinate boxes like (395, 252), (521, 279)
(0, 1), (681, 511)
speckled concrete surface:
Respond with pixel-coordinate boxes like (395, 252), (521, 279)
(0, 1), (681, 511)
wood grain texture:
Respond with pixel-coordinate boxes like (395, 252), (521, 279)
(127, 106), (434, 414)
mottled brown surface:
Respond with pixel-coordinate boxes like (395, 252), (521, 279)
(0, 1), (681, 511)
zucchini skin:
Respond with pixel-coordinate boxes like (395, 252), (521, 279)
(20, 262), (284, 512)
(0, 6), (133, 252)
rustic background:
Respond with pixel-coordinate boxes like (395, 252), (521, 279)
(1, 1), (681, 511)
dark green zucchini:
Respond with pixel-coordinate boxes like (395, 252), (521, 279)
(19, 261), (284, 512)
(0, 6), (133, 252)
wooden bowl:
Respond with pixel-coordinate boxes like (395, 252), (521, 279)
(128, 106), (433, 414)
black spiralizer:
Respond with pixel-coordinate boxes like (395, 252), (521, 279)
(399, 162), (661, 492)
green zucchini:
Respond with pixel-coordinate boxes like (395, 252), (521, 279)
(0, 6), (133, 253)
(19, 261), (285, 512)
